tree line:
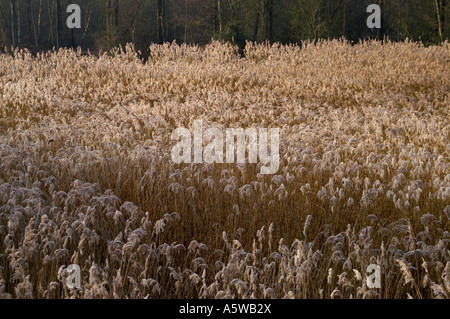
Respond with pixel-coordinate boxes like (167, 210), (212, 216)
(0, 0), (448, 54)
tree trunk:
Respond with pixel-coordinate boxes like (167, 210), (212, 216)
(342, 0), (346, 37)
(131, 0), (142, 45)
(81, 1), (92, 47)
(268, 0), (273, 42)
(377, 0), (383, 40)
(47, 0), (55, 46)
(26, 0), (37, 47)
(0, 6), (8, 47)
(71, 26), (75, 47)
(10, 0), (16, 47)
(16, 0), (20, 45)
(36, 0), (43, 46)
(443, 0), (447, 38)
(262, 0), (273, 42)
(435, 0), (444, 42)
(157, 0), (166, 43)
(26, 0), (31, 44)
(105, 0), (111, 37)
(184, 0), (188, 43)
(114, 0), (119, 26)
(253, 8), (259, 41)
(56, 0), (62, 48)
(217, 0), (222, 33)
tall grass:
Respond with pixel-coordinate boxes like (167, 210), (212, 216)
(0, 39), (448, 299)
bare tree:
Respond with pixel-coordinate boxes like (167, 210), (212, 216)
(114, 0), (119, 26)
(16, 0), (20, 45)
(10, 0), (16, 47)
(0, 5), (8, 47)
(131, 0), (143, 45)
(217, 0), (222, 33)
(342, 0), (346, 37)
(47, 0), (55, 46)
(253, 2), (259, 41)
(184, 0), (188, 42)
(56, 0), (62, 48)
(81, 0), (93, 47)
(435, 0), (444, 42)
(262, 0), (273, 41)
(36, 0), (43, 46)
(157, 0), (166, 43)
(26, 0), (38, 46)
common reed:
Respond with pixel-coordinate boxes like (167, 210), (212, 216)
(0, 39), (449, 299)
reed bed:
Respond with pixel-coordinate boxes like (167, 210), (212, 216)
(0, 39), (449, 299)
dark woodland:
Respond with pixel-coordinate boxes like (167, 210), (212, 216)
(0, 0), (449, 54)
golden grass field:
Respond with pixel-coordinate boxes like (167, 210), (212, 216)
(0, 39), (449, 299)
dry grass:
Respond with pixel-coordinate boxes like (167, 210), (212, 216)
(0, 39), (449, 299)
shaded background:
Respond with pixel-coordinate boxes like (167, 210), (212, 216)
(0, 0), (449, 54)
